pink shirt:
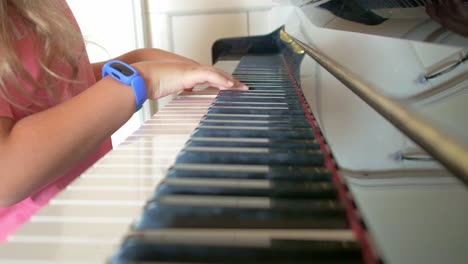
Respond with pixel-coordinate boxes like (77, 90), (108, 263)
(0, 2), (112, 241)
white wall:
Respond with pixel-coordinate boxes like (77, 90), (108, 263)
(145, 0), (276, 109)
(66, 0), (145, 146)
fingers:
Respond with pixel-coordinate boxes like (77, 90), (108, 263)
(136, 60), (249, 99)
(183, 66), (248, 91)
(203, 66), (249, 90)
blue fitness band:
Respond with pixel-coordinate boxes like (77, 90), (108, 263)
(102, 60), (147, 111)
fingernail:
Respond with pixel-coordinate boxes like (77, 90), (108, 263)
(227, 80), (234, 86)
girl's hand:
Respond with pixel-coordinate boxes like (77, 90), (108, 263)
(133, 61), (248, 99)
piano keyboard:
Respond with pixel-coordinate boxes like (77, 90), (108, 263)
(0, 53), (375, 263)
(109, 54), (375, 263)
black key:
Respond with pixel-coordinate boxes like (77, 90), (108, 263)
(136, 197), (348, 229)
(242, 86), (296, 91)
(234, 78), (290, 82)
(218, 89), (292, 93)
(214, 97), (301, 103)
(113, 235), (362, 263)
(192, 126), (313, 139)
(199, 121), (309, 128)
(202, 114), (309, 122)
(218, 89), (296, 94)
(155, 178), (337, 199)
(207, 107), (305, 115)
(215, 93), (298, 99)
(240, 84), (292, 88)
(200, 114), (311, 125)
(186, 137), (320, 149)
(175, 147), (324, 166)
(167, 164), (332, 181)
(211, 103), (303, 110)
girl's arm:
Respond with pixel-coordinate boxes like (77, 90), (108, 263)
(92, 48), (198, 81)
(0, 61), (247, 207)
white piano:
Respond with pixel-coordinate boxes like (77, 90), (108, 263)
(1, 1), (467, 263)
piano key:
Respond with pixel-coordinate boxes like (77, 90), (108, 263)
(202, 113), (309, 122)
(211, 101), (300, 107)
(241, 86), (296, 91)
(127, 228), (357, 243)
(233, 72), (289, 76)
(52, 186), (153, 202)
(167, 164), (332, 181)
(199, 120), (309, 128)
(186, 137), (320, 149)
(219, 88), (292, 93)
(239, 83), (292, 88)
(216, 92), (294, 97)
(112, 230), (361, 263)
(155, 178), (337, 199)
(191, 126), (313, 139)
(216, 93), (298, 98)
(174, 147), (324, 166)
(218, 89), (294, 94)
(0, 240), (118, 263)
(238, 79), (292, 83)
(152, 195), (343, 211)
(214, 97), (301, 103)
(207, 107), (305, 115)
(234, 72), (288, 77)
(135, 196), (347, 229)
(232, 77), (290, 81)
(12, 221), (130, 239)
(200, 118), (310, 125)
(235, 67), (286, 70)
(211, 103), (303, 110)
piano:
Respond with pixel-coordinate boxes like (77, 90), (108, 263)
(1, 1), (467, 263)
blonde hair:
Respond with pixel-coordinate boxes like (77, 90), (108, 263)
(0, 0), (83, 112)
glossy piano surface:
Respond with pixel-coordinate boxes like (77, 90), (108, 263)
(289, 0), (468, 47)
(275, 2), (468, 172)
(275, 2), (468, 263)
(346, 171), (468, 264)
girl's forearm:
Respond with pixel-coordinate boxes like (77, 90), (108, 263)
(92, 48), (197, 80)
(0, 77), (135, 206)
(0, 59), (244, 207)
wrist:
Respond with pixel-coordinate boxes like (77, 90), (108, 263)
(131, 62), (157, 99)
(102, 60), (147, 111)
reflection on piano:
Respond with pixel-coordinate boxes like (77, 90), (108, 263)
(1, 2), (467, 264)
(295, 0), (468, 46)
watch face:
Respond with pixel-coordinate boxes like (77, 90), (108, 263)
(111, 62), (134, 77)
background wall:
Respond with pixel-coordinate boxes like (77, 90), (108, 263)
(66, 0), (144, 146)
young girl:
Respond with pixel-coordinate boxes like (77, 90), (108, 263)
(0, 0), (247, 241)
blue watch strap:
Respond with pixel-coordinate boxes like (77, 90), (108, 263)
(102, 60), (147, 111)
